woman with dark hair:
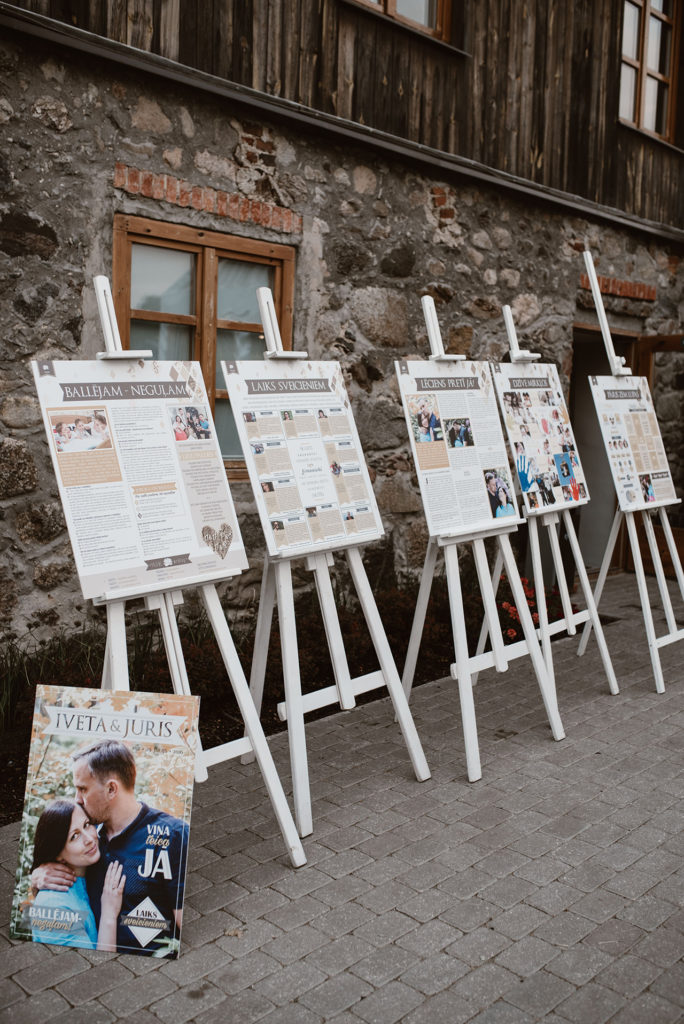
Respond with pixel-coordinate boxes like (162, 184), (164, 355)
(30, 799), (125, 950)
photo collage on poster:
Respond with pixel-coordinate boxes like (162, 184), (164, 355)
(492, 363), (589, 515)
(223, 360), (384, 557)
(589, 376), (677, 511)
(11, 685), (199, 958)
(32, 359), (247, 600)
(395, 360), (521, 538)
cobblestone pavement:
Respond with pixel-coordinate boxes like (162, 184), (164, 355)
(1, 573), (682, 1024)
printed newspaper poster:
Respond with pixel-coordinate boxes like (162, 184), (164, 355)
(11, 685), (199, 958)
(395, 360), (522, 537)
(589, 375), (677, 511)
(32, 359), (248, 600)
(492, 362), (590, 515)
(222, 359), (384, 557)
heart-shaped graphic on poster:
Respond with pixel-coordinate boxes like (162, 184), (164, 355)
(201, 523), (233, 559)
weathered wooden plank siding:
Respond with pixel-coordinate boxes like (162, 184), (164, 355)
(15, 0), (682, 226)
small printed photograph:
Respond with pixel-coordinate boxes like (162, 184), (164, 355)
(306, 507), (317, 518)
(251, 442), (265, 456)
(445, 418), (474, 448)
(281, 410), (294, 422)
(344, 511), (355, 521)
(484, 467), (516, 519)
(48, 409), (112, 453)
(562, 485), (573, 501)
(527, 491), (540, 510)
(272, 519), (284, 532)
(170, 406), (211, 441)
(639, 473), (656, 502)
(554, 453), (575, 485)
(330, 461), (342, 477)
(11, 686), (199, 959)
(243, 411), (256, 423)
(261, 481), (275, 494)
(407, 394), (444, 444)
(578, 482), (588, 499)
(317, 409), (327, 419)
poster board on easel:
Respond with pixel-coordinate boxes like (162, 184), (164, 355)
(221, 290), (430, 838)
(579, 250), (683, 694)
(489, 326), (618, 696)
(396, 307), (565, 784)
(29, 278), (306, 868)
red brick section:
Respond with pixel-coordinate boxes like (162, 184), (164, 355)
(113, 163), (303, 235)
(430, 184), (456, 224)
(580, 272), (656, 301)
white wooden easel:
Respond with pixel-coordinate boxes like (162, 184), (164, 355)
(91, 276), (306, 867)
(401, 297), (565, 783)
(473, 306), (619, 695)
(241, 288), (430, 838)
(577, 252), (684, 693)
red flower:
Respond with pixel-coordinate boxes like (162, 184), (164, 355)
(506, 628), (517, 639)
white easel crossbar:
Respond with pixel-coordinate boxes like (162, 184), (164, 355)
(400, 298), (566, 783)
(240, 288), (431, 838)
(579, 250), (684, 693)
(92, 275), (305, 867)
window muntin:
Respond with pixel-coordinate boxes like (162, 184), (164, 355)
(113, 215), (295, 476)
(353, 0), (450, 40)
(619, 0), (680, 141)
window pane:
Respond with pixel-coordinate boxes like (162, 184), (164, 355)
(647, 16), (671, 74)
(130, 320), (193, 361)
(396, 0), (437, 28)
(619, 63), (637, 120)
(622, 2), (640, 59)
(650, 0), (672, 15)
(131, 245), (195, 314)
(215, 328), (267, 388)
(217, 259), (274, 322)
(214, 398), (242, 460)
(643, 74), (669, 133)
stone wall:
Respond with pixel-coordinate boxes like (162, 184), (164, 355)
(1, 31), (682, 640)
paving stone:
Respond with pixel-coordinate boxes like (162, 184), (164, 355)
(449, 963), (520, 1004)
(524, 881), (583, 915)
(148, 979), (228, 1024)
(304, 934), (376, 976)
(490, 904), (549, 940)
(631, 925), (684, 966)
(595, 952), (662, 997)
(352, 980), (424, 1024)
(616, 895), (679, 932)
(253, 961), (327, 1007)
(494, 934), (557, 976)
(502, 969), (575, 1016)
(546, 944), (615, 985)
(0, 978), (23, 1011)
(263, 895), (327, 931)
(352, 910), (417, 946)
(649, 961), (684, 1007)
(13, 950), (91, 995)
(600, 990), (681, 1024)
(300, 972), (371, 1016)
(256, 1004), (325, 1024)
(99, 971), (177, 1015)
(401, 989), (475, 1024)
(208, 950), (279, 994)
(398, 951), (470, 995)
(583, 918), (645, 957)
(466, 1002), (532, 1024)
(0, 989), (70, 1024)
(350, 944), (416, 986)
(556, 981), (627, 1024)
(49, 1003), (115, 1024)
(396, 919), (463, 955)
(530, 910), (595, 947)
(478, 875), (538, 910)
(314, 901), (375, 937)
(569, 888), (626, 923)
(55, 961), (133, 1004)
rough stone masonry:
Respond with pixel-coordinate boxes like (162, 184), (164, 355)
(0, 32), (682, 639)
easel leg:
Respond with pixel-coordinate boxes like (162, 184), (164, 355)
(547, 515), (576, 636)
(401, 538), (439, 699)
(625, 512), (666, 694)
(472, 538), (508, 672)
(241, 556), (277, 765)
(152, 591), (208, 783)
(562, 510), (619, 695)
(642, 511), (678, 635)
(200, 584), (306, 866)
(472, 546), (504, 686)
(345, 547), (431, 783)
(103, 601), (129, 691)
(499, 534), (565, 741)
(443, 543), (481, 782)
(659, 507), (684, 598)
(528, 516), (554, 684)
(274, 560), (313, 837)
(578, 507), (622, 656)
(310, 552), (356, 711)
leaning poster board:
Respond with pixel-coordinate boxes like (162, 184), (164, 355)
(589, 375), (677, 511)
(32, 359), (247, 600)
(222, 359), (384, 557)
(492, 362), (590, 514)
(395, 359), (523, 536)
(11, 684), (199, 958)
